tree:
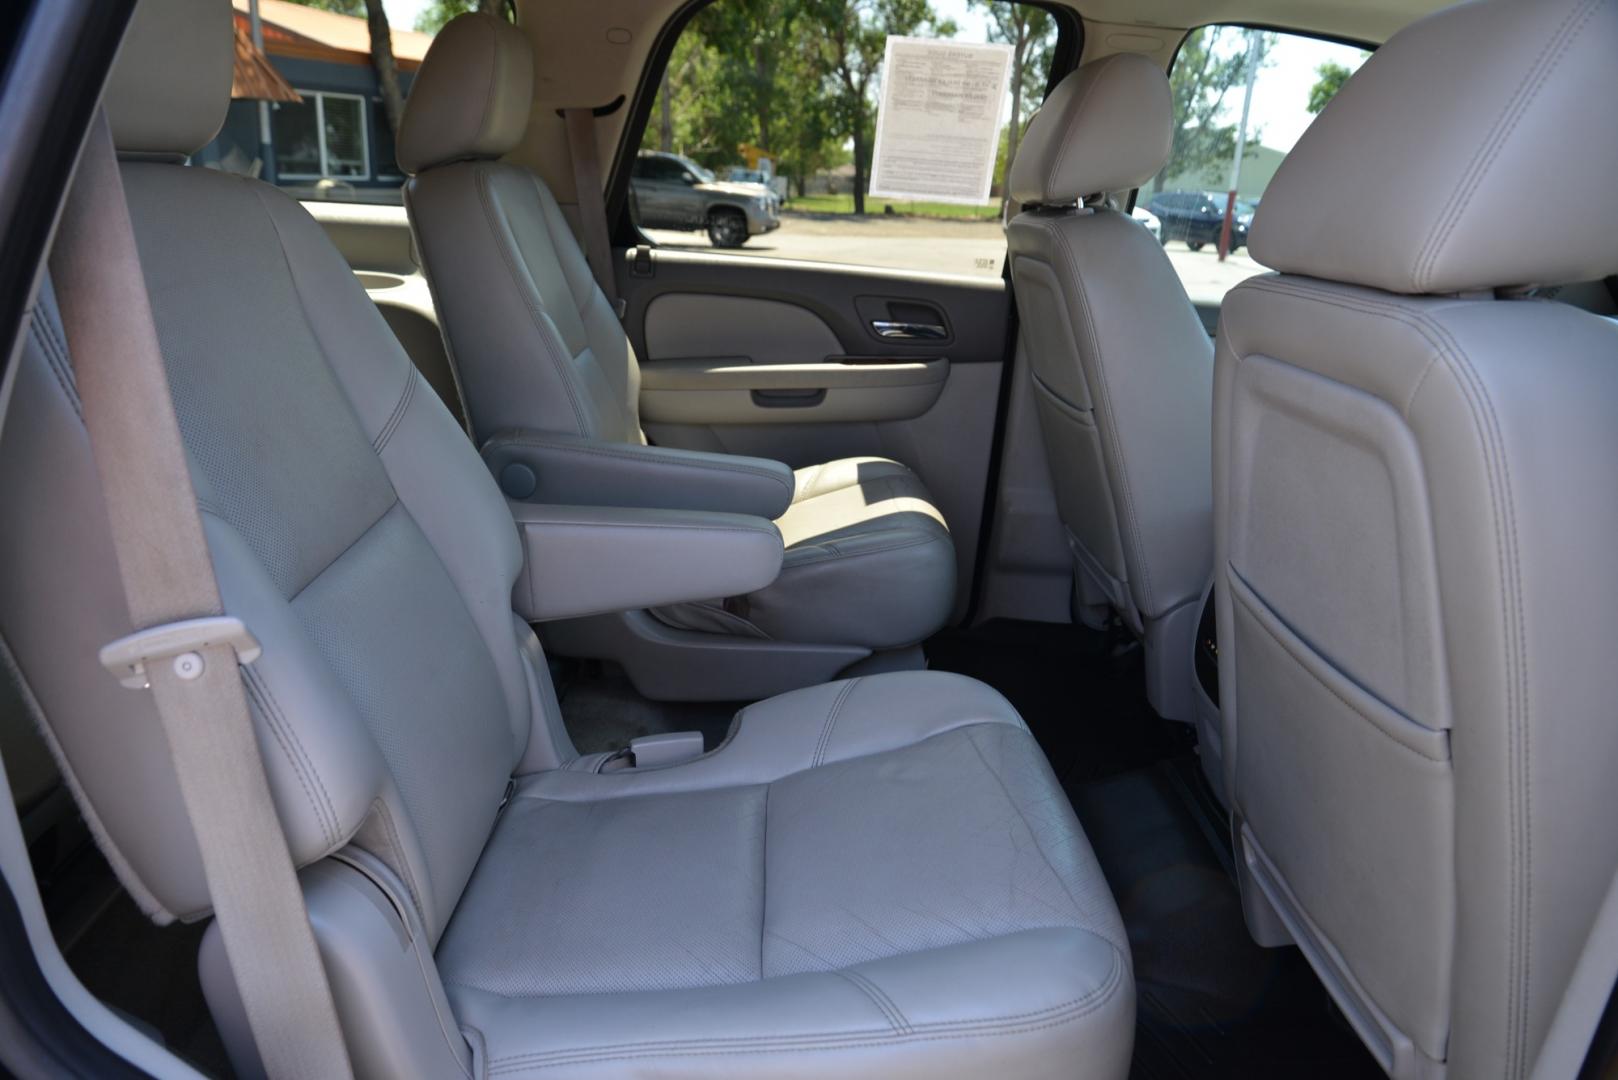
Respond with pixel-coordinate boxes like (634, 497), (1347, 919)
(1154, 26), (1273, 193)
(414, 0), (517, 35)
(694, 0), (807, 157)
(1306, 56), (1362, 114)
(971, 1), (1051, 210)
(363, 1), (405, 135)
(805, 0), (952, 213)
(284, 0), (419, 135)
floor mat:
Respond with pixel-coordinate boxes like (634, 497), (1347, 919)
(35, 828), (232, 1077)
(926, 617), (1184, 784)
(556, 660), (742, 755)
(931, 618), (1381, 1079)
(1073, 763), (1380, 1079)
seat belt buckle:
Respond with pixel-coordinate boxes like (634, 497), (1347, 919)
(613, 297), (627, 321)
(100, 615), (262, 690)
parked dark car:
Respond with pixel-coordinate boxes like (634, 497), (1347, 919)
(629, 151), (781, 248)
(1146, 190), (1253, 251)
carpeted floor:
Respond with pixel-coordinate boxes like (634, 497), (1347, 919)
(927, 618), (1382, 1080)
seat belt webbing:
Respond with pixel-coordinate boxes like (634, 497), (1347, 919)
(563, 106), (622, 315)
(50, 110), (353, 1080)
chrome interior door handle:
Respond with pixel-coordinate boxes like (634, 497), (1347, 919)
(872, 320), (947, 340)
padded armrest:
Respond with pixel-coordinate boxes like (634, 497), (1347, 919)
(484, 430), (795, 520)
(509, 501), (784, 623)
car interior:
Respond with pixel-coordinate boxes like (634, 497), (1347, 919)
(0, 0), (1615, 1077)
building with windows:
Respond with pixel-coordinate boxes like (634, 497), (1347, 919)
(197, 0), (431, 202)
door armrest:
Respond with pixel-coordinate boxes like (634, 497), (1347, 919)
(483, 430), (794, 520)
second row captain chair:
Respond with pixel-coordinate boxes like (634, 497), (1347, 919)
(395, 13), (955, 701)
(1004, 53), (1215, 727)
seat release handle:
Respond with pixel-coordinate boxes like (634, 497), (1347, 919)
(629, 731), (706, 769)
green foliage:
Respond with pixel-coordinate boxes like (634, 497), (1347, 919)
(971, 0), (1053, 205)
(1306, 58), (1358, 114)
(282, 0), (364, 14)
(1156, 26), (1274, 193)
(644, 0), (993, 213)
(413, 0), (517, 35)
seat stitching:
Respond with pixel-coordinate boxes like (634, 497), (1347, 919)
(373, 369), (417, 453)
(961, 726), (1091, 928)
(484, 433), (793, 501)
(1414, 0), (1599, 291)
(759, 782), (769, 980)
(528, 519), (779, 538)
(243, 181), (415, 463)
(242, 666), (340, 846)
(782, 533), (947, 569)
(483, 947), (1123, 1072)
(287, 495), (402, 603)
(472, 163), (594, 436)
(812, 678), (860, 767)
(30, 317), (82, 418)
(366, 796), (428, 927)
(1044, 56), (1121, 199)
(510, 722), (1030, 806)
(837, 970), (911, 1033)
(1229, 572), (1448, 764)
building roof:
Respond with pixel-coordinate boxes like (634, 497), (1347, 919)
(231, 0), (433, 70)
(232, 23), (302, 102)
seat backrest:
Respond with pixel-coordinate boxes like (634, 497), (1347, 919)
(0, 0), (574, 943)
(1004, 54), (1213, 634)
(397, 14), (642, 446)
(1214, 1), (1618, 1075)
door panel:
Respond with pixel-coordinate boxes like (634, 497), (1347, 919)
(645, 293), (842, 365)
(620, 247), (1011, 622)
(640, 356), (948, 425)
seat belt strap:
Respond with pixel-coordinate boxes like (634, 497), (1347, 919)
(1531, 863), (1618, 1079)
(50, 111), (353, 1080)
(563, 106), (623, 317)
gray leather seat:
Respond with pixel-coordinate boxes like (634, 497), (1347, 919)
(396, 13), (956, 666)
(1004, 54), (1213, 726)
(0, 0), (1134, 1075)
(1213, 1), (1618, 1076)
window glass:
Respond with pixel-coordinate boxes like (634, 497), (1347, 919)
(1149, 27), (1369, 306)
(191, 5), (516, 204)
(274, 98), (323, 178)
(320, 94), (370, 178)
(273, 92), (370, 181)
(635, 0), (1060, 278)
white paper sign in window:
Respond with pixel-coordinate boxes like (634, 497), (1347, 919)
(869, 37), (1014, 205)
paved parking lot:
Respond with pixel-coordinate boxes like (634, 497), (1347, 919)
(645, 211), (1266, 304)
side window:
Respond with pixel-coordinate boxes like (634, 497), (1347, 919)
(1148, 27), (1369, 306)
(634, 0), (1061, 278)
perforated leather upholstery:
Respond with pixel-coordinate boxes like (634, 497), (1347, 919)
(0, 1), (1135, 1074)
(401, 13), (956, 654)
(1214, 1), (1618, 1076)
(1005, 54), (1213, 724)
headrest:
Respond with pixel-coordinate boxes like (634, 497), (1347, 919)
(396, 13), (533, 175)
(1008, 52), (1172, 206)
(106, 0), (234, 158)
(1250, 0), (1618, 294)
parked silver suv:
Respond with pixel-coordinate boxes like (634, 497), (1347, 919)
(629, 151), (780, 248)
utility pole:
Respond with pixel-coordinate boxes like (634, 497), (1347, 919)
(250, 0), (276, 184)
(1218, 30), (1262, 262)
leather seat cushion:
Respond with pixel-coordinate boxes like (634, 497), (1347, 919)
(434, 671), (1134, 1079)
(653, 457), (955, 649)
